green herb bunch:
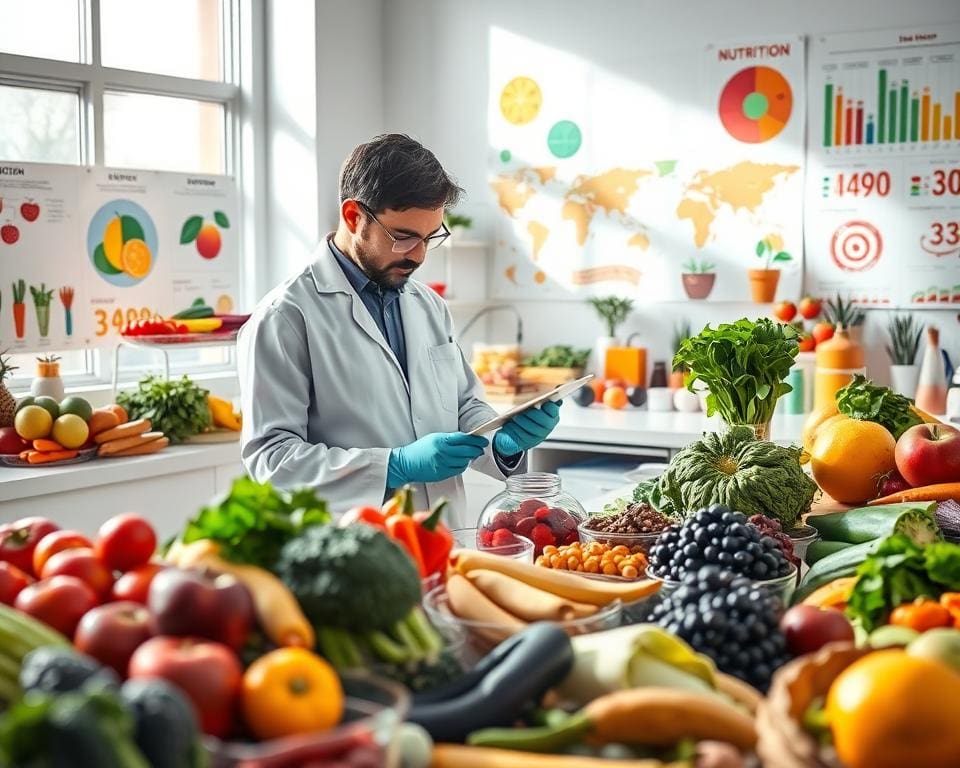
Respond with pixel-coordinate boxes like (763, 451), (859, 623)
(673, 318), (799, 426)
(886, 314), (922, 366)
(835, 374), (922, 439)
(588, 296), (634, 338)
(117, 374), (212, 442)
(523, 345), (591, 369)
(444, 213), (473, 229)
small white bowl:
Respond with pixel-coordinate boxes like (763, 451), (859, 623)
(647, 387), (674, 412)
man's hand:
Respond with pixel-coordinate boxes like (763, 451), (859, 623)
(493, 400), (562, 458)
(388, 432), (489, 486)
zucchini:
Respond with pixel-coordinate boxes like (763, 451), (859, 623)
(172, 305), (214, 320)
(808, 502), (939, 544)
(792, 539), (882, 605)
(805, 539), (854, 566)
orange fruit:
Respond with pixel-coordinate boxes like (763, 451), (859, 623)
(589, 379), (606, 403)
(603, 386), (628, 410)
(810, 418), (896, 504)
(827, 649), (960, 768)
(121, 238), (152, 278)
(802, 406), (843, 453)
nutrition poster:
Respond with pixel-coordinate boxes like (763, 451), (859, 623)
(0, 161), (239, 352)
(804, 24), (960, 307)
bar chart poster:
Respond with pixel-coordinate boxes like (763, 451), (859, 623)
(805, 24), (960, 308)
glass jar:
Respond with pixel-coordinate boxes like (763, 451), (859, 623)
(478, 473), (587, 557)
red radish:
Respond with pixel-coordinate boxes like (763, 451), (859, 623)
(877, 470), (911, 498)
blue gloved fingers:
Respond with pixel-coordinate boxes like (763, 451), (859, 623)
(440, 442), (488, 460)
(441, 432), (489, 450)
(541, 399), (562, 418)
(514, 407), (556, 432)
(500, 421), (539, 448)
(493, 431), (523, 459)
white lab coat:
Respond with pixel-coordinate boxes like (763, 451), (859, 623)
(238, 239), (524, 526)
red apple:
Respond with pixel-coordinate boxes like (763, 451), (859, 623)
(112, 562), (166, 604)
(128, 636), (242, 737)
(0, 517), (60, 575)
(799, 296), (822, 320)
(41, 547), (114, 601)
(780, 605), (854, 656)
(812, 321), (835, 344)
(0, 427), (27, 456)
(0, 223), (19, 245)
(773, 300), (797, 323)
(74, 601), (154, 677)
(15, 575), (98, 638)
(19, 201), (39, 222)
(896, 423), (960, 487)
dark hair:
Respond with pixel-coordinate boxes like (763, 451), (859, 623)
(339, 133), (464, 212)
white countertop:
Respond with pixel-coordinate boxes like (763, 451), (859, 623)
(0, 442), (241, 502)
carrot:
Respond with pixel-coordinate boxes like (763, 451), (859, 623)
(27, 450), (78, 464)
(18, 450), (31, 461)
(98, 432), (163, 456)
(87, 410), (120, 437)
(32, 439), (64, 453)
(109, 437), (169, 457)
(868, 482), (960, 505)
(94, 418), (151, 445)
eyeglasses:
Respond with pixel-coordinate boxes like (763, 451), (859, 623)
(358, 203), (450, 253)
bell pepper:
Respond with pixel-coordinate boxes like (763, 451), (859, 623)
(339, 505), (387, 531)
(940, 592), (960, 628)
(386, 513), (426, 577)
(889, 598), (952, 632)
(414, 500), (454, 577)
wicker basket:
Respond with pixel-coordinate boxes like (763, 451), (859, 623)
(756, 642), (867, 768)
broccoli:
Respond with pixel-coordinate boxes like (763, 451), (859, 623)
(275, 525), (443, 669)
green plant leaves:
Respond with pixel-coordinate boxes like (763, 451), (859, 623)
(116, 374), (212, 442)
(180, 216), (203, 244)
(755, 240), (767, 257)
(120, 215), (145, 243)
(773, 251), (792, 263)
(214, 211), (230, 228)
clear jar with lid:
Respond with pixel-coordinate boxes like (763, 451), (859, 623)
(477, 473), (587, 556)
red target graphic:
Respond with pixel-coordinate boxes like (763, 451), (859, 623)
(830, 220), (882, 273)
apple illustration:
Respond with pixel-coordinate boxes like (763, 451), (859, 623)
(895, 422), (960, 487)
(1, 223), (19, 245)
(74, 601), (155, 677)
(20, 201), (39, 222)
(196, 223), (221, 259)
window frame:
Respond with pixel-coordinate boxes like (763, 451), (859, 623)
(0, 0), (263, 394)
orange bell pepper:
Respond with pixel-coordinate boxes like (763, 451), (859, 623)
(940, 592), (960, 628)
(386, 513), (426, 577)
(413, 500), (454, 576)
(889, 598), (952, 632)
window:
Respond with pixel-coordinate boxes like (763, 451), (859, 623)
(0, 1), (254, 392)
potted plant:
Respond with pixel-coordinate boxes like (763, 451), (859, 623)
(31, 354), (64, 401)
(674, 318), (800, 440)
(749, 237), (792, 303)
(588, 296), (634, 376)
(444, 213), (473, 240)
(681, 258), (716, 299)
(824, 294), (866, 343)
(886, 314), (922, 398)
(670, 321), (691, 389)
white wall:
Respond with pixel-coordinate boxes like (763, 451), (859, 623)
(379, 0), (960, 384)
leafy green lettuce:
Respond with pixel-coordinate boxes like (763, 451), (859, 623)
(836, 375), (923, 439)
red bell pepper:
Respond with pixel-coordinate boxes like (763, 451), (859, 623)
(386, 513), (426, 577)
(413, 500), (454, 576)
(339, 505), (387, 531)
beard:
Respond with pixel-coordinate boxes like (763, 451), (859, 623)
(353, 238), (420, 291)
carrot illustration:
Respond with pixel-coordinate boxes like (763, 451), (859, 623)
(59, 287), (74, 336)
(12, 280), (25, 339)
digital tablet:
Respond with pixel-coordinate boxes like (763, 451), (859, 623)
(469, 374), (595, 437)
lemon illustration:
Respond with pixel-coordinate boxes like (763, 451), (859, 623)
(500, 76), (542, 126)
(103, 216), (124, 271)
(121, 238), (153, 278)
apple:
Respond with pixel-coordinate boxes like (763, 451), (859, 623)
(0, 562), (32, 605)
(148, 568), (254, 651)
(773, 300), (797, 323)
(15, 575), (98, 638)
(0, 223), (19, 245)
(19, 201), (39, 222)
(780, 605), (855, 656)
(41, 547), (114, 600)
(896, 423), (960, 487)
(907, 628), (960, 672)
(74, 601), (154, 677)
(0, 427), (27, 456)
(799, 296), (822, 320)
(128, 636), (243, 737)
(0, 517), (59, 575)
(112, 562), (166, 604)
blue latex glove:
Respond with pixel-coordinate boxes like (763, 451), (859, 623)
(388, 432), (489, 486)
(493, 400), (562, 458)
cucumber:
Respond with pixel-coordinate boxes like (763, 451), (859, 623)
(805, 539), (854, 566)
(172, 306), (215, 320)
(792, 539), (882, 605)
(808, 502), (939, 544)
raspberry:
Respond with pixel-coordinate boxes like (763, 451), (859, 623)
(518, 499), (547, 517)
(534, 506), (553, 522)
(478, 528), (494, 546)
(491, 528), (519, 547)
(530, 523), (555, 555)
(489, 512), (511, 531)
(515, 516), (537, 537)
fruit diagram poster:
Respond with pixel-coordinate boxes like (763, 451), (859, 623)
(487, 30), (805, 303)
(804, 24), (960, 308)
(0, 161), (239, 352)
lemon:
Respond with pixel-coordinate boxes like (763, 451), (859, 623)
(500, 76), (542, 125)
(15, 405), (53, 441)
(103, 216), (124, 271)
(52, 414), (89, 449)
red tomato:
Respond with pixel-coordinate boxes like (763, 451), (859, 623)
(0, 517), (60, 576)
(797, 334), (816, 353)
(32, 530), (93, 577)
(0, 561), (32, 605)
(95, 514), (157, 573)
(812, 321), (836, 344)
(799, 296), (822, 320)
(773, 301), (797, 323)
(112, 562), (166, 604)
(41, 548), (114, 600)
(15, 575), (98, 638)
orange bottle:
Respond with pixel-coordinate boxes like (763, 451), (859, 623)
(813, 326), (865, 412)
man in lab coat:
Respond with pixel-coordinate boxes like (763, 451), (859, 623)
(238, 134), (561, 524)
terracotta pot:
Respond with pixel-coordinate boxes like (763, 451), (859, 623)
(749, 269), (781, 303)
(681, 272), (715, 299)
(668, 370), (685, 390)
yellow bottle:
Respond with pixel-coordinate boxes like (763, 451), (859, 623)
(813, 326), (865, 412)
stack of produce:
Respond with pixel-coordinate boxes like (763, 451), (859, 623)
(122, 299), (249, 338)
(95, 416), (169, 458)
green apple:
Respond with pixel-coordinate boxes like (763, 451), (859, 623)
(907, 628), (960, 672)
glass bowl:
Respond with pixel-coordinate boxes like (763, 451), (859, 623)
(423, 583), (622, 661)
(204, 672), (409, 768)
(451, 527), (534, 562)
(787, 524), (820, 563)
(577, 520), (664, 555)
(645, 563), (798, 606)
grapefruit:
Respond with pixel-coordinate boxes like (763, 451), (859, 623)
(15, 406), (53, 441)
(810, 418), (896, 504)
(52, 414), (89, 450)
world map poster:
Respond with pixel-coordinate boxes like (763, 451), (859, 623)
(487, 30), (806, 303)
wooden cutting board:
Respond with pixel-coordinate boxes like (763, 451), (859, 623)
(183, 429), (241, 444)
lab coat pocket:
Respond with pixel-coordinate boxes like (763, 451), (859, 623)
(428, 343), (461, 414)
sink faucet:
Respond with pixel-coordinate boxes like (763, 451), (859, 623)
(458, 305), (523, 346)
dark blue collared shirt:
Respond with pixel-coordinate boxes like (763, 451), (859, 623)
(328, 237), (408, 379)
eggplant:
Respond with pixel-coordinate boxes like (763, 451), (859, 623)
(407, 623), (573, 743)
